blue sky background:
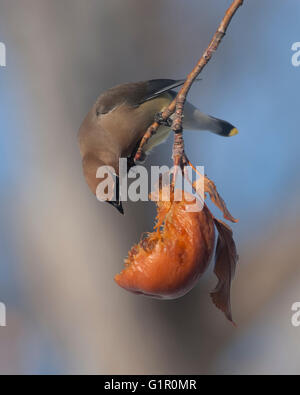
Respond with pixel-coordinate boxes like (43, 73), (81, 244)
(0, 0), (300, 374)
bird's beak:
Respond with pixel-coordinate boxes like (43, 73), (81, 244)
(105, 175), (124, 214)
(107, 200), (124, 215)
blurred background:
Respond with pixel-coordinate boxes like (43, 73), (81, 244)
(0, 0), (299, 374)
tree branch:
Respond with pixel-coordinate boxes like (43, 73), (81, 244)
(134, 0), (244, 164)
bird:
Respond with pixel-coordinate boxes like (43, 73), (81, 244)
(78, 79), (238, 214)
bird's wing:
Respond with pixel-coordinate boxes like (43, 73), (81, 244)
(138, 79), (186, 104)
(96, 79), (187, 115)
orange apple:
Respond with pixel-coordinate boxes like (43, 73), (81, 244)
(115, 192), (215, 299)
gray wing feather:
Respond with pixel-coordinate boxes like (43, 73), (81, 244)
(96, 79), (186, 115)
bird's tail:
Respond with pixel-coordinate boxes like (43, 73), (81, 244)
(183, 102), (238, 137)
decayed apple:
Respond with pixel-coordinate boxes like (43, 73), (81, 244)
(115, 192), (215, 299)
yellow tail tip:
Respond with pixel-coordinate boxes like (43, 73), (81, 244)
(229, 128), (238, 137)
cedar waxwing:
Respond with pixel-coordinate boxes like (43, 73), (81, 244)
(78, 79), (238, 214)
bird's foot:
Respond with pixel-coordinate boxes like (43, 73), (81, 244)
(154, 112), (173, 127)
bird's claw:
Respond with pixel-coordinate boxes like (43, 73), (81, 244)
(154, 112), (173, 127)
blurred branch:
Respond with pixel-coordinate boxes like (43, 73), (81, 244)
(134, 0), (244, 164)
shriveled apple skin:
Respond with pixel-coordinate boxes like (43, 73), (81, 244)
(115, 197), (215, 299)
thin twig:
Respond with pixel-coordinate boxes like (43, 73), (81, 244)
(134, 0), (244, 163)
